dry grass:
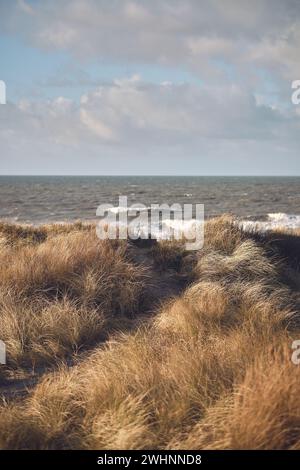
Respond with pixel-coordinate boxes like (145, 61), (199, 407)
(0, 294), (106, 367)
(0, 224), (149, 372)
(150, 240), (185, 271)
(0, 217), (299, 449)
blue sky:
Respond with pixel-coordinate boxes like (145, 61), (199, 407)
(0, 0), (299, 175)
(0, 33), (202, 102)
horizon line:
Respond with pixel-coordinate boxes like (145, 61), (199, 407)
(0, 174), (299, 178)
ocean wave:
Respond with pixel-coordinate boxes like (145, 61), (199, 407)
(100, 216), (202, 240)
(108, 206), (150, 214)
(240, 213), (300, 231)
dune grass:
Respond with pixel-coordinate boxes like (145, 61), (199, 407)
(0, 216), (299, 449)
(0, 224), (149, 371)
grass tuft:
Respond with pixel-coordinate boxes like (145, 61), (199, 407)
(0, 218), (300, 449)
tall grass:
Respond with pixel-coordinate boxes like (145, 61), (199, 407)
(0, 225), (149, 371)
(0, 217), (299, 449)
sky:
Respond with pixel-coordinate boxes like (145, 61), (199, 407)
(0, 0), (300, 175)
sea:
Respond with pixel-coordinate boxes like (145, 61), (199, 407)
(0, 176), (300, 232)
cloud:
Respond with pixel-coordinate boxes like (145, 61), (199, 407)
(1, 1), (300, 174)
(80, 109), (116, 141)
(2, 0), (300, 81)
(1, 76), (299, 174)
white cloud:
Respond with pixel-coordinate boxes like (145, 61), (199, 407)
(2, 0), (300, 80)
(1, 1), (300, 173)
(1, 76), (299, 173)
(80, 109), (116, 141)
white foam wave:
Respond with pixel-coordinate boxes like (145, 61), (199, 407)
(101, 217), (203, 240)
(240, 213), (300, 231)
(108, 206), (149, 214)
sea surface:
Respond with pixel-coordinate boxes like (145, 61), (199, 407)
(0, 176), (300, 230)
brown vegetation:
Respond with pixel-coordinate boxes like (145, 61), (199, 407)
(0, 216), (299, 449)
(0, 224), (148, 370)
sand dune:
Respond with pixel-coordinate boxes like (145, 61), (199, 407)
(0, 216), (299, 449)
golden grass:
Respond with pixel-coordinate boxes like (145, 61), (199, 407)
(0, 225), (149, 371)
(0, 217), (299, 449)
(150, 240), (185, 271)
(0, 294), (106, 367)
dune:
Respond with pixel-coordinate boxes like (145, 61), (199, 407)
(0, 216), (299, 449)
